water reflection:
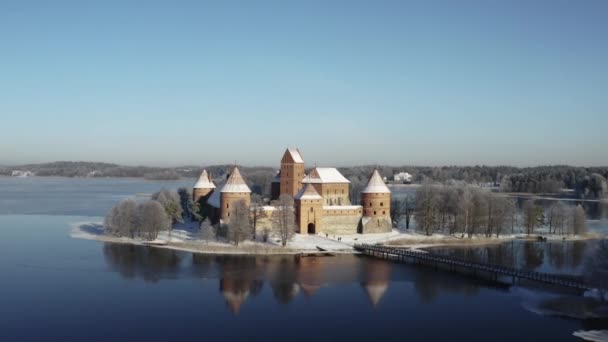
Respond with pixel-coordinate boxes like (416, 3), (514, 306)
(102, 240), (605, 322)
(102, 243), (183, 282)
(431, 240), (595, 275)
(103, 244), (403, 312)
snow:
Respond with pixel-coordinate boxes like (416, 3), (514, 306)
(323, 205), (362, 210)
(303, 167), (350, 184)
(573, 330), (608, 342)
(361, 169), (391, 194)
(287, 148), (304, 163)
(193, 169), (216, 189)
(220, 167), (251, 193)
(295, 183), (322, 200)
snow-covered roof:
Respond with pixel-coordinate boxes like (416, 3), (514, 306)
(271, 170), (280, 183)
(193, 169), (216, 189)
(323, 205), (362, 210)
(208, 189), (221, 208)
(285, 148), (304, 163)
(361, 170), (391, 194)
(221, 167), (251, 193)
(295, 183), (322, 200)
(303, 167), (350, 184)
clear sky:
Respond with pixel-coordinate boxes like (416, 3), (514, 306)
(1, 0), (606, 167)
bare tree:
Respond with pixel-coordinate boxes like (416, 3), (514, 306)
(137, 200), (171, 240)
(152, 188), (184, 224)
(414, 183), (440, 236)
(199, 219), (215, 244)
(504, 197), (518, 235)
(522, 199), (543, 235)
(571, 205), (587, 235)
(273, 194), (296, 246)
(104, 199), (138, 237)
(250, 194), (264, 240)
(227, 199), (251, 246)
(390, 198), (404, 228)
(404, 193), (415, 230)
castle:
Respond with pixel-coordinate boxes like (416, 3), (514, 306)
(193, 148), (392, 235)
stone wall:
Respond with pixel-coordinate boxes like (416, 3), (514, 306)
(361, 216), (392, 234)
(320, 209), (362, 235)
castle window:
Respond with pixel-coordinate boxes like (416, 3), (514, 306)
(374, 211), (376, 215)
(227, 204), (229, 209)
(228, 213), (230, 217)
(369, 202), (372, 207)
(380, 202), (383, 207)
(310, 207), (313, 212)
(383, 211), (386, 215)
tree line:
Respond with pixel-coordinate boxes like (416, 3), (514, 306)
(391, 183), (588, 237)
(105, 187), (297, 246)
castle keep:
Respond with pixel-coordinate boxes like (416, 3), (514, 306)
(195, 148), (392, 234)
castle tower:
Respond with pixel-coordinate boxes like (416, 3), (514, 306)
(193, 169), (216, 202)
(295, 183), (323, 234)
(360, 169), (392, 233)
(280, 148), (305, 197)
(220, 167), (251, 222)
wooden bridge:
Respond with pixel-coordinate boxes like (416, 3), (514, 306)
(354, 244), (592, 292)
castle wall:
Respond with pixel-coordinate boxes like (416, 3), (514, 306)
(312, 183), (350, 205)
(296, 199), (323, 234)
(361, 216), (392, 234)
(193, 188), (213, 203)
(319, 206), (362, 235)
(220, 192), (251, 222)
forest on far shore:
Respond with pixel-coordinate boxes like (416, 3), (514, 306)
(2, 162), (607, 200)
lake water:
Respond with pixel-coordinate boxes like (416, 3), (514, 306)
(1, 176), (607, 341)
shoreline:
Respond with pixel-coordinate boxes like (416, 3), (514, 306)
(70, 222), (604, 256)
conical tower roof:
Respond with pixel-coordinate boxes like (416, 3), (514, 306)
(193, 169), (216, 189)
(295, 183), (322, 200)
(221, 167), (251, 193)
(361, 169), (391, 194)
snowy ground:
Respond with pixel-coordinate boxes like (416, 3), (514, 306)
(70, 220), (602, 256)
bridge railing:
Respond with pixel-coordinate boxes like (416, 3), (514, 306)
(354, 243), (590, 290)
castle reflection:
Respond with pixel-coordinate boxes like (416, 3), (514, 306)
(102, 240), (596, 315)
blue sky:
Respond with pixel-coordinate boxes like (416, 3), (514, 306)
(1, 0), (606, 167)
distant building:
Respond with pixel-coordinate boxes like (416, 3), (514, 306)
(11, 170), (34, 177)
(393, 171), (412, 184)
(194, 148), (392, 234)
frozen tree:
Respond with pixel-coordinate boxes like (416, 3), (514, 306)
(104, 199), (139, 238)
(522, 200), (543, 235)
(199, 219), (215, 244)
(548, 201), (568, 235)
(250, 194), (264, 240)
(152, 188), (184, 224)
(177, 187), (198, 220)
(571, 205), (587, 235)
(137, 200), (171, 240)
(227, 199), (251, 246)
(390, 198), (405, 228)
(414, 183), (440, 236)
(273, 194), (296, 246)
